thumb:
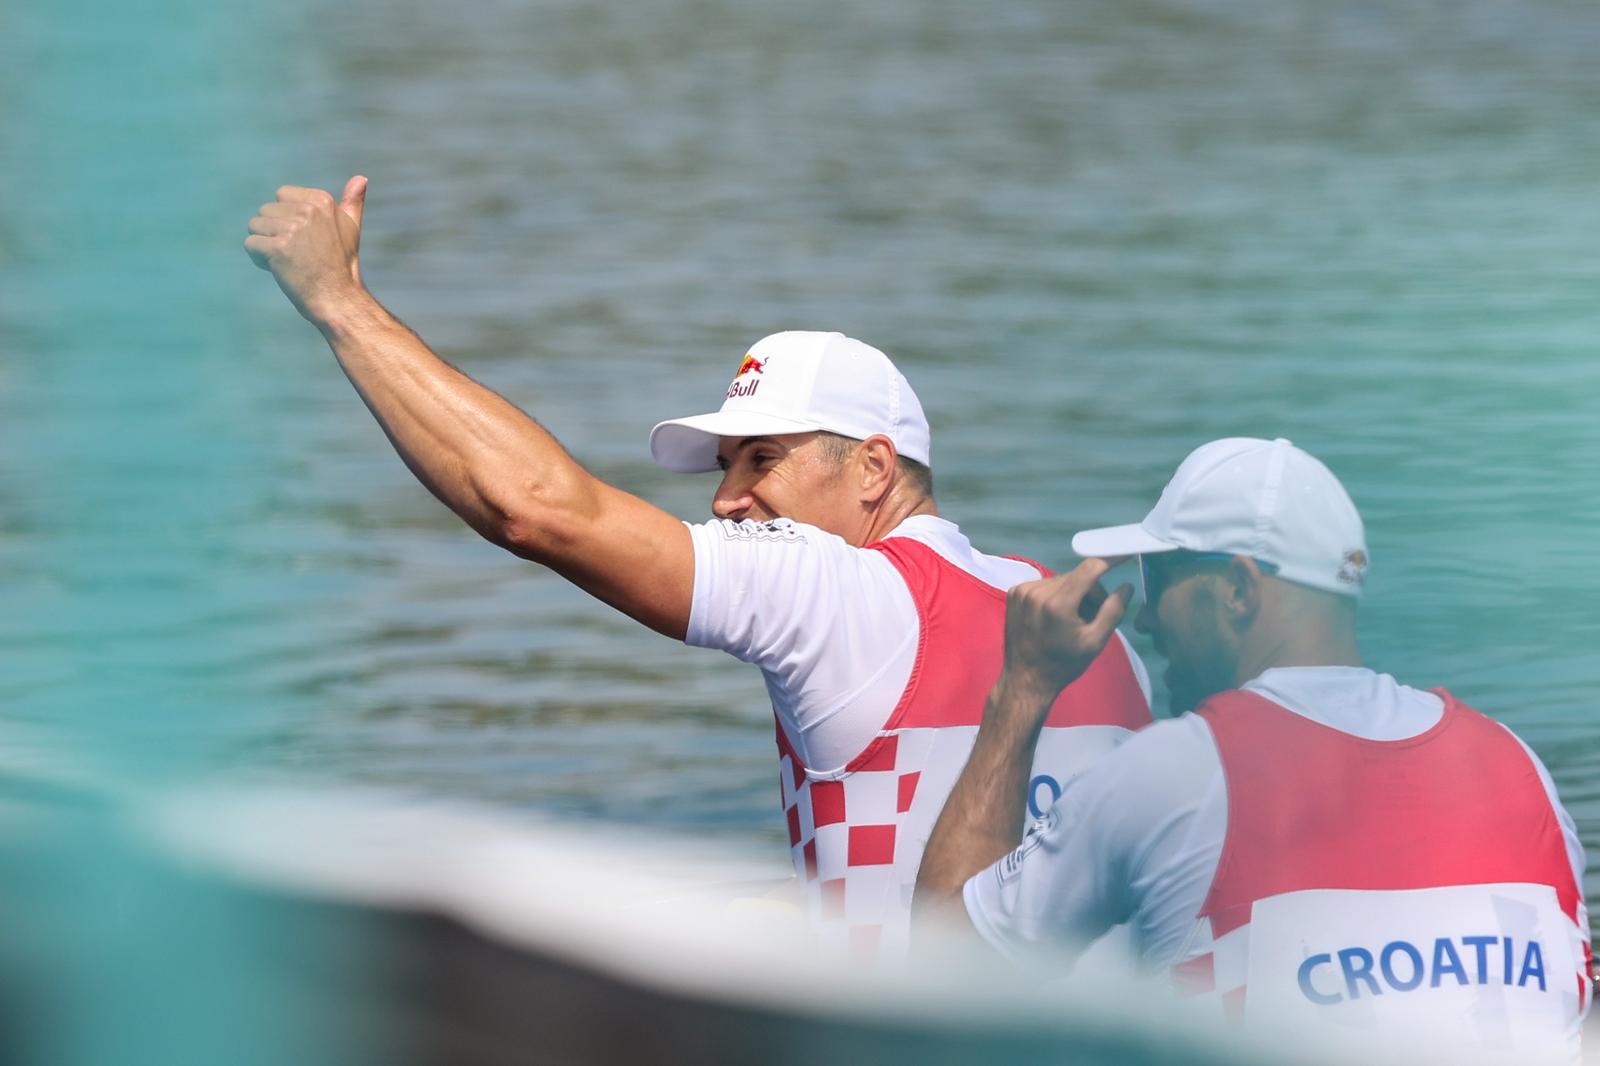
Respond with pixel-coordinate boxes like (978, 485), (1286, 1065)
(340, 174), (368, 226)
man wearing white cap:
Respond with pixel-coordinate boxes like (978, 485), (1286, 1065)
(917, 437), (1590, 1058)
(244, 179), (1152, 960)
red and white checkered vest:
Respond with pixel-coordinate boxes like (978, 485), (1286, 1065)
(1174, 689), (1591, 1056)
(774, 537), (1152, 962)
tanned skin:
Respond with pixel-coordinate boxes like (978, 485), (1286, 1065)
(245, 177), (934, 640)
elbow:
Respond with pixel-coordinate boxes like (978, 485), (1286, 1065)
(912, 855), (969, 923)
(913, 877), (963, 921)
(494, 473), (592, 561)
(911, 877), (980, 953)
(498, 512), (550, 560)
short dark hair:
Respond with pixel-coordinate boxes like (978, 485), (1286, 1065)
(815, 432), (935, 498)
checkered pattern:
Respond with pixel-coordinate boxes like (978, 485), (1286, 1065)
(778, 725), (945, 960)
(776, 718), (1140, 962)
(767, 534), (1151, 963)
(1170, 919), (1246, 1020)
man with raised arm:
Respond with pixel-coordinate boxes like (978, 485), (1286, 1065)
(915, 437), (1590, 1058)
(245, 177), (1152, 960)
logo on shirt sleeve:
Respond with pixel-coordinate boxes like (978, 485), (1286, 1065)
(715, 517), (806, 543)
(998, 806), (1060, 884)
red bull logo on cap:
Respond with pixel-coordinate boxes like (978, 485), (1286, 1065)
(727, 353), (766, 398)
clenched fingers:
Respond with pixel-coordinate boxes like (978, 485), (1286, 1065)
(1056, 558), (1132, 643)
(275, 184), (336, 207)
(1040, 561), (1130, 644)
(1012, 558), (1110, 624)
(243, 234), (274, 269)
(1000, 560), (1132, 699)
(241, 179), (366, 312)
(248, 215), (292, 236)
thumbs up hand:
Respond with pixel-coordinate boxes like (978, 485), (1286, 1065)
(246, 175), (370, 325)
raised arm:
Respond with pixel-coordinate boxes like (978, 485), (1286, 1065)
(245, 177), (693, 638)
(913, 559), (1131, 924)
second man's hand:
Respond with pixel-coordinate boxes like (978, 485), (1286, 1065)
(913, 558), (1131, 928)
(997, 558), (1134, 717)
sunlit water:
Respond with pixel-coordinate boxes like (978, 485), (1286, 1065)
(4, 0), (1597, 929)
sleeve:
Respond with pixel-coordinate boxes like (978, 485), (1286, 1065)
(962, 717), (1221, 960)
(683, 518), (920, 761)
(962, 771), (1132, 959)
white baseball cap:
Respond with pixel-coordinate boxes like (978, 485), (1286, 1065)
(649, 331), (932, 474)
(1071, 437), (1370, 598)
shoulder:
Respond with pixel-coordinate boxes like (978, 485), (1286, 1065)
(689, 516), (818, 547)
(1064, 714), (1221, 824)
(687, 517), (909, 580)
(1459, 699), (1570, 805)
(1106, 712), (1219, 772)
(687, 517), (871, 565)
(877, 516), (1047, 590)
(682, 517), (925, 725)
(1239, 667), (1443, 740)
(683, 517), (915, 635)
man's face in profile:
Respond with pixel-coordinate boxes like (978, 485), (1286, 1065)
(710, 432), (859, 535)
(1135, 553), (1239, 714)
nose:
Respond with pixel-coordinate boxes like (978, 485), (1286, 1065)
(711, 474), (752, 521)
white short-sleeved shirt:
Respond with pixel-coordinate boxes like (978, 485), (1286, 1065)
(963, 666), (1589, 969)
(684, 514), (1151, 772)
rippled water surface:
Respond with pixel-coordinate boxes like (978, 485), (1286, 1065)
(4, 0), (1598, 918)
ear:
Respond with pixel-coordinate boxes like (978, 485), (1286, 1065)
(856, 435), (898, 504)
(1222, 555), (1266, 630)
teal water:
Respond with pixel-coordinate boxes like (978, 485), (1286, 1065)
(5, 0), (1597, 973)
(2, 3), (369, 1062)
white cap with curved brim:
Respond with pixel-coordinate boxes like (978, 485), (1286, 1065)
(1071, 437), (1370, 598)
(649, 331), (931, 474)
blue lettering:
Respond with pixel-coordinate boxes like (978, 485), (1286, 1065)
(1338, 947), (1382, 999)
(1431, 938), (1468, 987)
(1297, 954), (1341, 1005)
(1027, 774), (1062, 819)
(1462, 936), (1497, 984)
(1380, 941), (1424, 991)
(1518, 941), (1547, 991)
(1310, 936), (1550, 998)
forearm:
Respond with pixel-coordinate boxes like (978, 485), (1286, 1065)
(914, 674), (1055, 918)
(312, 292), (593, 552)
(247, 180), (697, 636)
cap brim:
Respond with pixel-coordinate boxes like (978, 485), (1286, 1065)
(1070, 522), (1180, 560)
(649, 410), (826, 473)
